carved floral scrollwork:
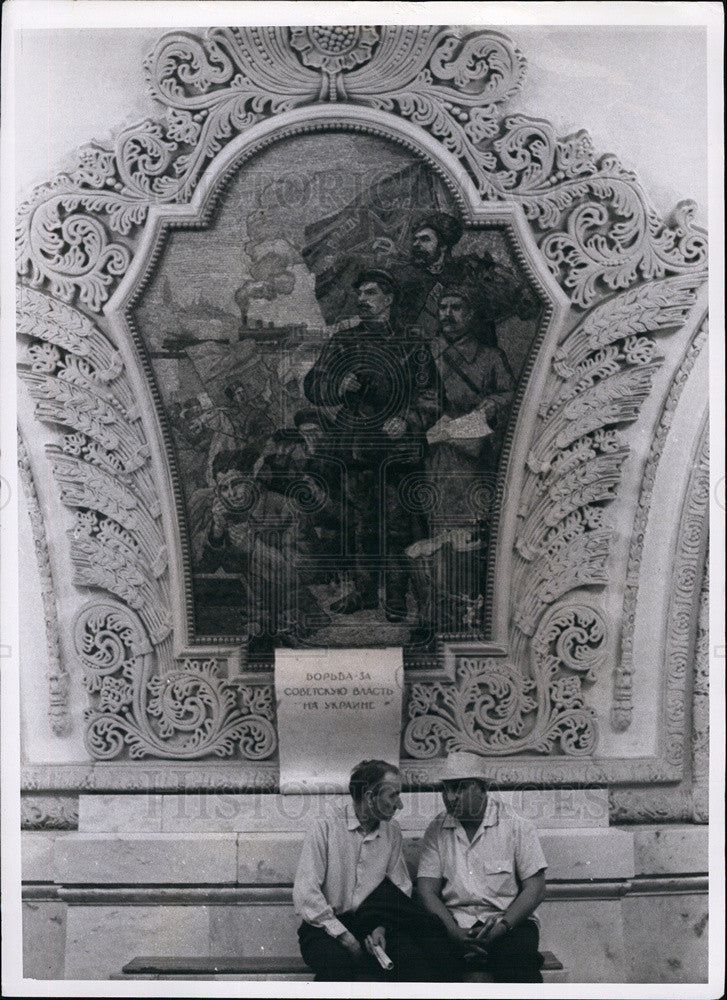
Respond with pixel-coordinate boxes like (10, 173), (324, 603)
(404, 603), (603, 758)
(16, 26), (705, 311)
(77, 603), (277, 761)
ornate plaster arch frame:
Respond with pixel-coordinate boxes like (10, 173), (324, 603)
(16, 25), (709, 791)
(104, 102), (571, 655)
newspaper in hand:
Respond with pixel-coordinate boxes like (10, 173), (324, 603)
(371, 943), (394, 971)
(427, 408), (492, 444)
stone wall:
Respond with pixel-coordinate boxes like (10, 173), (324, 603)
(23, 792), (708, 982)
(15, 24), (711, 985)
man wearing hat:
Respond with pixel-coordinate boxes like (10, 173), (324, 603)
(426, 280), (515, 509)
(405, 282), (515, 630)
(303, 268), (441, 620)
(417, 750), (548, 982)
(294, 759), (457, 981)
(398, 211), (539, 339)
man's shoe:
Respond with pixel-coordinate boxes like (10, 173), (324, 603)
(330, 593), (362, 614)
(330, 591), (379, 614)
(384, 600), (408, 623)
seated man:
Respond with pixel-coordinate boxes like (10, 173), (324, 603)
(417, 751), (548, 983)
(293, 759), (455, 982)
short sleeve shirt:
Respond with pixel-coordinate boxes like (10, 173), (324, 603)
(293, 802), (412, 937)
(417, 797), (547, 928)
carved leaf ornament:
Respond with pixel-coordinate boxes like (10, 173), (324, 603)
(16, 27), (707, 764)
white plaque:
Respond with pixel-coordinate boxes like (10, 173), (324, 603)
(275, 647), (404, 792)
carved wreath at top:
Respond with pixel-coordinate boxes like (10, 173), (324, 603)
(16, 25), (706, 312)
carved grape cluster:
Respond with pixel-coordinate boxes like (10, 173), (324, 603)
(308, 26), (360, 56)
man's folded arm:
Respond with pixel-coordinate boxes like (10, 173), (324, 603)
(417, 876), (466, 943)
(292, 821), (347, 938)
(384, 824), (413, 896)
(501, 869), (546, 929)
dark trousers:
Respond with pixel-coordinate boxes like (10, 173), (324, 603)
(344, 461), (425, 606)
(465, 918), (544, 983)
(298, 915), (446, 982)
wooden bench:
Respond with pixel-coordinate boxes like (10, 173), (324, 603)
(119, 951), (563, 980)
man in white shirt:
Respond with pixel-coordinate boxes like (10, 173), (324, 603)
(417, 751), (548, 982)
(293, 758), (452, 981)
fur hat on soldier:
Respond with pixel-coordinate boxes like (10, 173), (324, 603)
(412, 212), (464, 248)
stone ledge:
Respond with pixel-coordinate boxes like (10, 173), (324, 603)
(53, 833), (238, 885)
(539, 829), (635, 880)
(49, 827), (636, 886)
(24, 875), (707, 907)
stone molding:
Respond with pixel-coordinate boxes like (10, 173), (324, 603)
(609, 421), (709, 823)
(22, 873), (708, 905)
(15, 25), (708, 781)
(613, 316), (709, 731)
(17, 435), (71, 737)
(691, 551), (709, 822)
(21, 796), (79, 830)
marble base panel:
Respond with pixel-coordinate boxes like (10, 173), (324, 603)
(23, 900), (66, 980)
(537, 898), (628, 982)
(236, 833), (303, 884)
(209, 904), (301, 957)
(78, 788), (610, 834)
(22, 831), (55, 882)
(41, 827), (634, 885)
(63, 905), (210, 979)
(539, 828), (636, 880)
(621, 892), (709, 983)
(27, 887), (708, 982)
(26, 822), (707, 888)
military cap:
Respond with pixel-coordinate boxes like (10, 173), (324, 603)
(352, 267), (398, 297)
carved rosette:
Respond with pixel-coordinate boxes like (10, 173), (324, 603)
(77, 602), (276, 761)
(290, 26), (380, 97)
(404, 603), (603, 758)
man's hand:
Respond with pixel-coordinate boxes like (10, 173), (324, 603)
(363, 925), (386, 957)
(337, 930), (364, 962)
(382, 416), (407, 438)
(210, 497), (228, 541)
(426, 414), (453, 444)
(339, 372), (362, 395)
(447, 923), (474, 948)
(482, 399), (498, 422)
(469, 916), (509, 947)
